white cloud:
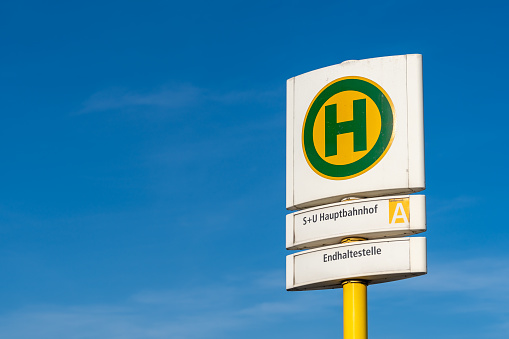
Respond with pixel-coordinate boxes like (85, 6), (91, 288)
(0, 270), (335, 339)
(372, 255), (509, 320)
(427, 195), (479, 218)
(77, 84), (282, 114)
(394, 257), (509, 294)
(77, 85), (203, 114)
(4, 257), (508, 338)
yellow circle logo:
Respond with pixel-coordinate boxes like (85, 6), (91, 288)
(302, 77), (395, 179)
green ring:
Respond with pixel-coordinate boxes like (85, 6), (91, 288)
(303, 78), (394, 179)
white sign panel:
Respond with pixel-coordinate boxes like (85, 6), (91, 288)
(286, 237), (426, 291)
(286, 54), (425, 210)
(287, 195), (426, 250)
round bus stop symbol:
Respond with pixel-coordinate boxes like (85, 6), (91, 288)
(302, 76), (395, 179)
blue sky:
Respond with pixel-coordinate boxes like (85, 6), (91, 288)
(1, 0), (508, 338)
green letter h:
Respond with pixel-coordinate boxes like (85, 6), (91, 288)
(324, 99), (367, 157)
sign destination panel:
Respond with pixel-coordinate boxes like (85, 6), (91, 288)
(286, 195), (426, 250)
(287, 54), (425, 210)
(286, 237), (426, 291)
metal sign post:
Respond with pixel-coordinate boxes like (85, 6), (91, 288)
(341, 237), (367, 339)
(285, 54), (426, 338)
(343, 280), (367, 339)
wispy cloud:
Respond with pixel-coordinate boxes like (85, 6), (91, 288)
(3, 257), (508, 338)
(77, 84), (282, 115)
(77, 85), (203, 114)
(366, 255), (509, 339)
(405, 257), (509, 294)
(373, 256), (509, 316)
(0, 270), (334, 339)
(427, 195), (479, 218)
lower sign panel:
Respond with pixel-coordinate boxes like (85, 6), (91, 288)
(286, 237), (426, 291)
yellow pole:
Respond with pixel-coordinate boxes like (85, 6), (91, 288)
(342, 280), (367, 339)
(341, 237), (367, 339)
